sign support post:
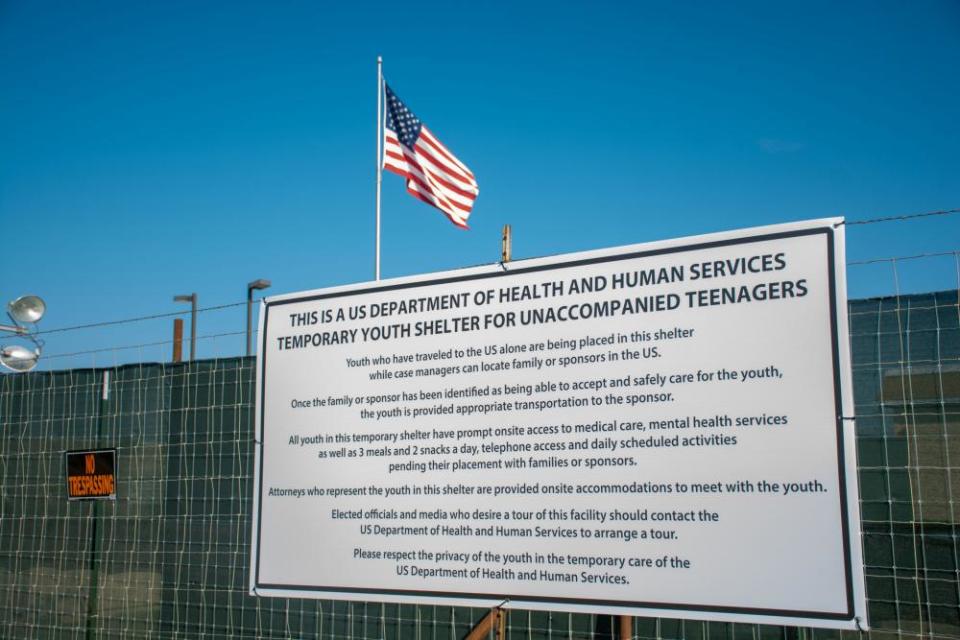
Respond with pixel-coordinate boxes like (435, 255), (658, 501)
(464, 225), (515, 640)
(84, 371), (110, 640)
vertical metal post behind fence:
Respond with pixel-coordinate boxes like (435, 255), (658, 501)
(85, 371), (109, 640)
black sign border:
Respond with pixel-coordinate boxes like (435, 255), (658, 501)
(254, 226), (855, 623)
(65, 447), (118, 502)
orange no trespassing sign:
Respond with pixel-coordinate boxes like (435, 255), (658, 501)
(65, 448), (117, 501)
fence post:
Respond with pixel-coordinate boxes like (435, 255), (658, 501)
(85, 370), (110, 640)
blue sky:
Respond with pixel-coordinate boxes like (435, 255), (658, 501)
(1, 1), (958, 369)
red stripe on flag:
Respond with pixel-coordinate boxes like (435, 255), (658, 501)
(387, 133), (476, 194)
(385, 143), (477, 209)
(391, 161), (473, 215)
(384, 152), (474, 211)
(406, 187), (470, 229)
(396, 148), (477, 201)
(388, 160), (470, 224)
(385, 161), (473, 222)
(412, 139), (475, 188)
(420, 128), (475, 179)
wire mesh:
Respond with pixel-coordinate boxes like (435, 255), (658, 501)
(1, 251), (959, 640)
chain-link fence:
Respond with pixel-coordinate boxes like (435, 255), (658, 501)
(1, 283), (958, 640)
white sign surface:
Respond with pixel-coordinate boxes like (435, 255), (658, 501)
(251, 219), (867, 629)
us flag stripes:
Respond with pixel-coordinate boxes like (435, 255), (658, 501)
(382, 83), (479, 228)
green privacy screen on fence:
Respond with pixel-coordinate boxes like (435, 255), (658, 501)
(1, 290), (958, 640)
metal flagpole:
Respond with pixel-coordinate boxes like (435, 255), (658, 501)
(375, 55), (383, 281)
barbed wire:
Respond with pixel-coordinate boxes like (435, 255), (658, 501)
(41, 329), (249, 360)
(18, 206), (959, 340)
(842, 207), (959, 226)
(33, 300), (248, 336)
(847, 250), (959, 266)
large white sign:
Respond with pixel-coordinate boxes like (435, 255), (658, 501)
(251, 219), (868, 630)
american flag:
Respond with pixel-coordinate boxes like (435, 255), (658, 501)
(382, 83), (479, 228)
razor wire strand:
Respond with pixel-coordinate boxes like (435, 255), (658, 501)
(842, 208), (960, 226)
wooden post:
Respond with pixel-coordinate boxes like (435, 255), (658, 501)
(172, 318), (184, 363)
(465, 608), (507, 640)
(619, 615), (632, 640)
(464, 228), (515, 640)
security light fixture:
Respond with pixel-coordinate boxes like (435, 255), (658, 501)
(8, 295), (46, 324)
(246, 279), (271, 356)
(248, 279), (271, 291)
(0, 345), (40, 372)
(1, 294), (47, 373)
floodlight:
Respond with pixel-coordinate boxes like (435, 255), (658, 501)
(0, 344), (40, 372)
(8, 295), (46, 324)
(248, 279), (271, 291)
(247, 279), (272, 356)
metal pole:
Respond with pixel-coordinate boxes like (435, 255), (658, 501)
(246, 286), (254, 357)
(189, 294), (197, 361)
(173, 293), (197, 361)
(245, 280), (270, 357)
(460, 228), (516, 640)
(85, 370), (110, 640)
(375, 55), (383, 281)
(0, 323), (27, 335)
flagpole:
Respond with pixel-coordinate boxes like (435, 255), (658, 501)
(375, 55), (383, 281)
